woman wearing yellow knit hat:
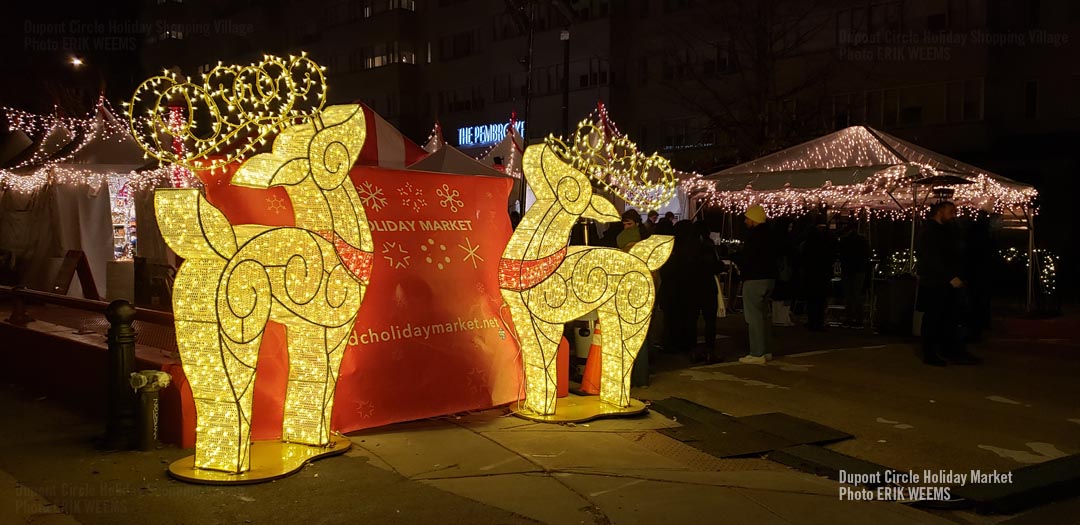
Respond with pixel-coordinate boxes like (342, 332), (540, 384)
(737, 205), (779, 364)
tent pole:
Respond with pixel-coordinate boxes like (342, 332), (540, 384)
(908, 184), (917, 272)
(1026, 207), (1035, 313)
(866, 212), (872, 251)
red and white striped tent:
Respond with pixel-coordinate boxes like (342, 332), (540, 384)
(355, 102), (428, 169)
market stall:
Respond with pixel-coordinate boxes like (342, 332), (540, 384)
(0, 98), (164, 299)
(683, 125), (1041, 312)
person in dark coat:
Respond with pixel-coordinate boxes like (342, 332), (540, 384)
(735, 206), (779, 364)
(645, 210), (660, 234)
(770, 219), (797, 326)
(616, 209), (650, 251)
(916, 201), (979, 365)
(655, 212), (676, 235)
(838, 221), (870, 327)
(659, 220), (722, 362)
(963, 214), (998, 342)
(799, 221), (836, 331)
(659, 221), (699, 357)
(692, 220), (722, 360)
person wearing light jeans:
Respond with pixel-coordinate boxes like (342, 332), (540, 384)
(742, 278), (775, 361)
(737, 205), (779, 365)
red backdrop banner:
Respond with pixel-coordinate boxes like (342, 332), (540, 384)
(198, 165), (522, 439)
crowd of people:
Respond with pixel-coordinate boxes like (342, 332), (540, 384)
(517, 199), (993, 368)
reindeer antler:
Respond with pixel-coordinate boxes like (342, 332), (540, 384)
(546, 120), (677, 211)
(126, 53), (327, 172)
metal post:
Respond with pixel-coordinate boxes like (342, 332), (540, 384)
(5, 287), (34, 326)
(908, 184), (918, 272)
(105, 300), (137, 450)
(1026, 207), (1035, 313)
(519, 0), (537, 214)
(561, 29), (571, 137)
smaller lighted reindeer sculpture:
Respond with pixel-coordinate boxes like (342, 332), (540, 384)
(499, 123), (677, 416)
(130, 55), (373, 474)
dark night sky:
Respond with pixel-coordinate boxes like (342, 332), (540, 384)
(2, 2), (145, 113)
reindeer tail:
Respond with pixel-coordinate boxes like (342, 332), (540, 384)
(154, 189), (238, 260)
(630, 235), (674, 272)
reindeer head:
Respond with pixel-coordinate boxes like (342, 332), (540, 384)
(232, 104), (366, 192)
(523, 120), (677, 224)
(523, 140), (621, 224)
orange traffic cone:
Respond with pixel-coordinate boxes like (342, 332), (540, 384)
(579, 321), (602, 395)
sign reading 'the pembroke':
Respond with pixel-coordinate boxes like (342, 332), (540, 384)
(457, 120), (525, 148)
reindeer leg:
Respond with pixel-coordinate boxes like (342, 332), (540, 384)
(281, 318), (353, 445)
(174, 259), (261, 473)
(502, 292), (562, 415)
(597, 271), (656, 408)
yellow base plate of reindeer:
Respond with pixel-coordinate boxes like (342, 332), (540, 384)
(511, 393), (647, 423)
(168, 435), (351, 485)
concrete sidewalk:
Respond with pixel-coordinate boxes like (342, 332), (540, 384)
(0, 383), (951, 525)
(345, 410), (948, 524)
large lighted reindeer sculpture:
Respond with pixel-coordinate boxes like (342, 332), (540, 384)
(129, 56), (374, 477)
(499, 123), (676, 418)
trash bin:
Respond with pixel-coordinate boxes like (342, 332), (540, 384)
(130, 370), (172, 451)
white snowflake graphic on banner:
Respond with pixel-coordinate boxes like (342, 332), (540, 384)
(266, 195), (286, 215)
(464, 367), (486, 394)
(357, 181), (387, 212)
(381, 241), (411, 269)
(397, 182), (427, 213)
(436, 183), (463, 213)
(353, 400), (375, 419)
(458, 237), (484, 269)
(420, 238), (451, 270)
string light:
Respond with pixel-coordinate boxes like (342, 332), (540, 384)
(499, 128), (674, 416)
(156, 56), (374, 473)
(550, 120), (677, 211)
(2, 96), (134, 170)
(476, 118), (525, 179)
(682, 126), (1037, 217)
(127, 53), (327, 172)
(1001, 247), (1058, 296)
(422, 121), (444, 153)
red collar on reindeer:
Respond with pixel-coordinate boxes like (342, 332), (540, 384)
(317, 231), (374, 285)
(498, 247), (568, 292)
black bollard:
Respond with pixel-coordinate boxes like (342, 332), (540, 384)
(105, 300), (137, 450)
(5, 287), (34, 326)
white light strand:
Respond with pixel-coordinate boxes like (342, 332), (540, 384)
(683, 165), (1037, 218)
(2, 96), (135, 169)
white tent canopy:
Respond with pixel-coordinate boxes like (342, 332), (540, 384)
(478, 123), (525, 178)
(53, 103), (148, 173)
(408, 144), (509, 178)
(0, 101), (154, 300)
(690, 125), (1041, 311)
(695, 126), (1035, 215)
(0, 130), (33, 166)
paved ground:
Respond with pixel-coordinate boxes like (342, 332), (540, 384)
(0, 382), (951, 525)
(640, 318), (1080, 475)
(2, 300), (1077, 524)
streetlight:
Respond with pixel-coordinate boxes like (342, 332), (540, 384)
(70, 56), (84, 68)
